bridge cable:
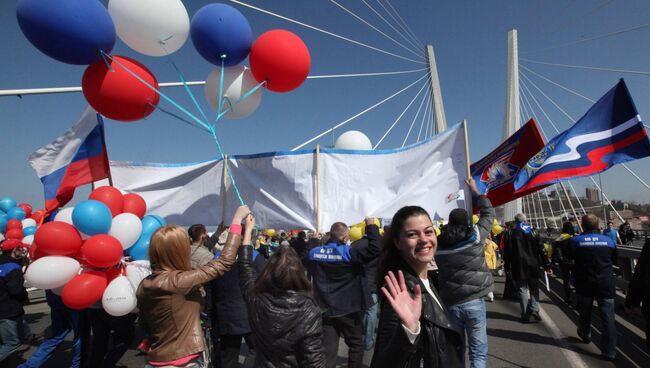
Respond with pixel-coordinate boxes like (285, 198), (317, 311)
(376, 0), (425, 49)
(360, 0), (423, 54)
(402, 84), (431, 147)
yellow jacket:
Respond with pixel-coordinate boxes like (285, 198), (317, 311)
(484, 240), (499, 270)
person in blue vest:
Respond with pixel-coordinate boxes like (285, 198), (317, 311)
(308, 218), (382, 368)
(569, 214), (618, 361)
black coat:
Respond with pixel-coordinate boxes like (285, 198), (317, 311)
(626, 239), (650, 314)
(238, 245), (325, 368)
(370, 261), (463, 368)
(503, 224), (550, 281)
(0, 254), (28, 320)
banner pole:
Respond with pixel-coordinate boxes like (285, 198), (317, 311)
(315, 145), (321, 233)
(559, 181), (582, 232)
(221, 155), (228, 225)
(462, 119), (473, 213)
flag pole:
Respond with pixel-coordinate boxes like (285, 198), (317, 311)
(463, 119), (473, 213)
(315, 145), (321, 233)
(559, 182), (582, 232)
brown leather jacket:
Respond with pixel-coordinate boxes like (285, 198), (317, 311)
(136, 232), (242, 362)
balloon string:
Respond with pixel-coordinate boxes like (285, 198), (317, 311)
(159, 42), (212, 128)
(217, 56), (226, 121)
(151, 103), (210, 133)
(98, 51), (212, 132)
(217, 81), (267, 119)
(209, 127), (245, 205)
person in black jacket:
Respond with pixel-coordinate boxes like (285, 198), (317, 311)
(371, 206), (462, 368)
(352, 232), (381, 351)
(0, 241), (30, 364)
(238, 214), (325, 367)
(308, 219), (381, 368)
(502, 213), (552, 322)
(626, 238), (650, 351)
(552, 222), (576, 305)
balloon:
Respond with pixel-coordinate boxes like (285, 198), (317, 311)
(491, 223), (503, 236)
(125, 260), (151, 290)
(122, 194), (147, 218)
(140, 215), (166, 235)
(22, 226), (37, 236)
(109, 213), (143, 249)
(0, 214), (7, 233)
(22, 235), (34, 245)
(0, 197), (16, 213)
(108, 0), (189, 57)
(16, 0), (115, 65)
(5, 228), (24, 240)
(126, 215), (165, 261)
(249, 30), (311, 93)
(34, 221), (83, 257)
(190, 4), (253, 66)
(205, 66), (262, 119)
(89, 186), (124, 217)
(24, 256), (80, 290)
(28, 243), (47, 261)
(62, 271), (108, 310)
(334, 130), (373, 150)
(1, 239), (23, 251)
(22, 218), (37, 229)
(82, 235), (123, 268)
(82, 56), (160, 122)
(472, 215), (479, 225)
(72, 200), (112, 235)
(349, 226), (363, 242)
(30, 209), (46, 224)
(7, 207), (26, 221)
(6, 219), (23, 231)
(434, 227), (441, 236)
(263, 229), (276, 237)
(102, 276), (137, 316)
(0, 233), (4, 243)
(17, 203), (32, 218)
(54, 207), (75, 225)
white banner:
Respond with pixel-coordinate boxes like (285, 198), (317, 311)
(110, 123), (470, 230)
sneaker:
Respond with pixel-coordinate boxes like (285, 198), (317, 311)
(577, 329), (591, 343)
(531, 311), (542, 321)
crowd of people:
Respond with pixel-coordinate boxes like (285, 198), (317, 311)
(1, 177), (649, 367)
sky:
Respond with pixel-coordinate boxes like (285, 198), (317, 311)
(1, 0), (650, 209)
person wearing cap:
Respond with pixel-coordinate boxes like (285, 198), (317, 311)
(434, 178), (495, 368)
(0, 240), (31, 364)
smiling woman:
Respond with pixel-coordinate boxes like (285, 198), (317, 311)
(371, 205), (463, 368)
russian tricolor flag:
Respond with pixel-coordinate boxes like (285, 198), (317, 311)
(28, 107), (110, 213)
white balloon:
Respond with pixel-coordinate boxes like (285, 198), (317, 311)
(334, 130), (373, 150)
(102, 276), (137, 316)
(205, 66), (262, 119)
(109, 213), (143, 249)
(24, 256), (80, 290)
(125, 260), (151, 290)
(54, 207), (74, 225)
(108, 0), (190, 56)
(22, 235), (34, 245)
(21, 218), (37, 228)
(0, 233), (4, 243)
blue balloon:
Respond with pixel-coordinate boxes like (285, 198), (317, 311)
(72, 200), (112, 235)
(0, 197), (17, 213)
(16, 0), (116, 65)
(7, 207), (26, 221)
(0, 214), (8, 233)
(190, 4), (253, 66)
(23, 226), (37, 236)
(126, 215), (165, 260)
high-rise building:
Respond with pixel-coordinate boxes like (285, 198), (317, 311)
(586, 187), (600, 202)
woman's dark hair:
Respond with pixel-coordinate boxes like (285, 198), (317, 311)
(561, 221), (575, 235)
(377, 205), (431, 291)
(254, 245), (312, 295)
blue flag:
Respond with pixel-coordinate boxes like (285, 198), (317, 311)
(514, 79), (650, 192)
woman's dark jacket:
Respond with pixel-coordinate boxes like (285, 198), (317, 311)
(626, 239), (650, 314)
(503, 223), (550, 281)
(370, 260), (463, 368)
(238, 245), (325, 367)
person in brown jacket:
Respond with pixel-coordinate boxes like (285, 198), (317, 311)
(137, 205), (250, 367)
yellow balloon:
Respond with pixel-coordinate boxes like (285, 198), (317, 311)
(349, 226), (363, 242)
(434, 227), (441, 236)
(493, 219), (500, 226)
(264, 229), (276, 237)
(472, 215), (479, 225)
(491, 224), (503, 236)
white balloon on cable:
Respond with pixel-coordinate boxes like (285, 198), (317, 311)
(102, 276), (137, 316)
(24, 256), (80, 290)
(108, 0), (190, 56)
(22, 235), (34, 245)
(109, 213), (143, 249)
(126, 260), (152, 290)
(334, 130), (373, 150)
(205, 65), (262, 119)
(22, 218), (37, 229)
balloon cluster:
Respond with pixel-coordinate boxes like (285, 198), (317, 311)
(349, 219), (381, 242)
(0, 197), (44, 249)
(17, 0), (311, 122)
(25, 187), (163, 315)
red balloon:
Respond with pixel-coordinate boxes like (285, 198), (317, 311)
(122, 193), (147, 218)
(30, 210), (46, 224)
(28, 244), (45, 261)
(17, 203), (33, 218)
(105, 264), (124, 282)
(1, 239), (23, 251)
(82, 55), (160, 122)
(89, 186), (124, 217)
(249, 30), (310, 92)
(5, 228), (24, 240)
(6, 219), (22, 230)
(62, 271), (108, 310)
(34, 221), (83, 257)
(81, 235), (123, 268)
